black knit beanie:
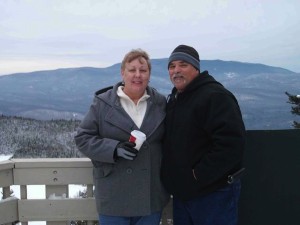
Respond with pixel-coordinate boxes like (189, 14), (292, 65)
(168, 45), (200, 71)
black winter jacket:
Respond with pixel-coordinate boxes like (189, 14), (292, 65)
(161, 71), (246, 201)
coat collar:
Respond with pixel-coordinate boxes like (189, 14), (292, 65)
(98, 82), (165, 139)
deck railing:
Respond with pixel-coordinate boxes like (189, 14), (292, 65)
(2, 130), (300, 225)
(0, 158), (172, 225)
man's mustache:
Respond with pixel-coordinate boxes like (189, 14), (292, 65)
(171, 73), (183, 79)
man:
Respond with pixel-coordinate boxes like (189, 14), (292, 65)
(161, 45), (246, 225)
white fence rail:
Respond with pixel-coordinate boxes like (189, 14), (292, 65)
(0, 158), (100, 225)
(0, 158), (172, 225)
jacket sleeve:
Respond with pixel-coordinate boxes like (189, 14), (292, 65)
(74, 98), (118, 163)
(194, 92), (246, 186)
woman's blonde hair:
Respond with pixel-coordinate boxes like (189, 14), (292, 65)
(121, 48), (151, 72)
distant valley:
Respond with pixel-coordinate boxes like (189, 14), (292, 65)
(0, 58), (299, 130)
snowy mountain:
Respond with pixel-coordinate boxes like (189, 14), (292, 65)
(0, 59), (299, 130)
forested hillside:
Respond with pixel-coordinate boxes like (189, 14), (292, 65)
(1, 60), (299, 129)
(0, 115), (82, 158)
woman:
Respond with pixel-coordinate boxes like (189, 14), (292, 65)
(75, 49), (169, 225)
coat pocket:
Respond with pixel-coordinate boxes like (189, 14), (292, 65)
(93, 162), (114, 178)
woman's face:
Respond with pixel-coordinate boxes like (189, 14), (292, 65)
(121, 57), (150, 99)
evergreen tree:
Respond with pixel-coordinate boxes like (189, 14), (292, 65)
(285, 92), (300, 128)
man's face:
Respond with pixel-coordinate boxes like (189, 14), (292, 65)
(168, 60), (199, 92)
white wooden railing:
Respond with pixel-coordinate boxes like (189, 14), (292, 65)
(0, 158), (97, 225)
(0, 158), (172, 225)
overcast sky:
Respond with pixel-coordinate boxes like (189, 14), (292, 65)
(0, 0), (299, 75)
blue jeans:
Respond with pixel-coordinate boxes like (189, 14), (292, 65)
(173, 180), (241, 225)
(99, 211), (162, 225)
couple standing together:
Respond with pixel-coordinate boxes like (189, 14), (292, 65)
(75, 45), (246, 225)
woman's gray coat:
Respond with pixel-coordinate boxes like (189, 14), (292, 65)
(75, 83), (169, 216)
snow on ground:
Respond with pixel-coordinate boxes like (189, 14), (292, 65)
(0, 154), (13, 161)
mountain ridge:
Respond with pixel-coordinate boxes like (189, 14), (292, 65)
(0, 59), (299, 130)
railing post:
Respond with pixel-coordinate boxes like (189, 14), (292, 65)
(2, 186), (11, 199)
(0, 160), (17, 225)
(20, 185), (28, 225)
(86, 184), (94, 225)
(46, 185), (69, 225)
(86, 184), (93, 198)
(3, 186), (12, 225)
(20, 185), (27, 199)
(46, 185), (69, 198)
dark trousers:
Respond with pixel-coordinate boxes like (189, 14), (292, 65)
(173, 180), (241, 225)
(99, 211), (162, 225)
